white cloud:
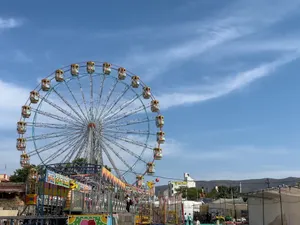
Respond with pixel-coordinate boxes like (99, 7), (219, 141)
(0, 80), (30, 128)
(0, 18), (22, 29)
(157, 51), (300, 110)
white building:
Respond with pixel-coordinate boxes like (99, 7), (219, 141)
(184, 173), (196, 188)
(168, 173), (196, 196)
(183, 200), (204, 217)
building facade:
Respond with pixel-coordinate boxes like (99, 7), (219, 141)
(0, 174), (9, 182)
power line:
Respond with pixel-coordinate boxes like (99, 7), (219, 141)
(39, 164), (300, 186)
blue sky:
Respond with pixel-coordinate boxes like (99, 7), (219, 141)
(1, 0), (300, 183)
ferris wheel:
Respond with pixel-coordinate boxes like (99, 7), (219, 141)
(16, 61), (165, 183)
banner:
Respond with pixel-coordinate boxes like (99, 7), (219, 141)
(40, 182), (69, 197)
(45, 170), (55, 184)
(25, 194), (37, 205)
(171, 181), (187, 186)
(69, 179), (92, 193)
(55, 173), (70, 188)
(68, 215), (109, 225)
(45, 170), (70, 189)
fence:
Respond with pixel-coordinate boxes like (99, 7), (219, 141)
(247, 186), (300, 225)
(150, 195), (183, 224)
(208, 202), (248, 219)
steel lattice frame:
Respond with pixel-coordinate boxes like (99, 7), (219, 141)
(17, 61), (164, 183)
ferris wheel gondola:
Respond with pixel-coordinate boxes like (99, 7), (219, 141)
(16, 61), (165, 184)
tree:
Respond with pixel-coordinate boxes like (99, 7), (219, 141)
(205, 185), (240, 199)
(176, 187), (202, 200)
(206, 187), (218, 198)
(72, 158), (88, 166)
(9, 165), (37, 182)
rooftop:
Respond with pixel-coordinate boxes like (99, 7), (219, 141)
(0, 182), (25, 193)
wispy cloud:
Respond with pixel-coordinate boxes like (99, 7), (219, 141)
(0, 50), (32, 64)
(0, 18), (22, 30)
(12, 50), (33, 63)
(157, 51), (300, 110)
(120, 0), (300, 80)
(202, 37), (300, 63)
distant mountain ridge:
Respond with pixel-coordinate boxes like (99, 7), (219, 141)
(155, 177), (300, 194)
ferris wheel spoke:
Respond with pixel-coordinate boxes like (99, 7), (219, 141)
(32, 108), (78, 126)
(100, 85), (131, 120)
(103, 105), (150, 126)
(102, 135), (147, 164)
(103, 94), (142, 121)
(27, 130), (81, 141)
(76, 76), (90, 120)
(105, 128), (155, 136)
(52, 88), (85, 123)
(73, 139), (89, 161)
(39, 134), (81, 164)
(94, 74), (106, 118)
(27, 122), (81, 130)
(42, 134), (83, 165)
(104, 117), (154, 128)
(27, 134), (78, 156)
(63, 80), (89, 122)
(100, 140), (125, 181)
(103, 133), (154, 150)
(61, 135), (87, 163)
(101, 138), (136, 176)
(98, 78), (119, 119)
(38, 96), (83, 124)
(89, 74), (94, 119)
(42, 137), (81, 165)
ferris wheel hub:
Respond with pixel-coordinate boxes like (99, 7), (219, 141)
(88, 123), (96, 129)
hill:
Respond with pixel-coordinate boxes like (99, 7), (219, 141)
(155, 177), (300, 194)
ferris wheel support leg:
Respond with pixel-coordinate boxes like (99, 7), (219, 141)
(87, 128), (97, 165)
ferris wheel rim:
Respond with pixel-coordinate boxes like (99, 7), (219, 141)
(22, 61), (157, 101)
(31, 74), (153, 177)
(17, 61), (164, 184)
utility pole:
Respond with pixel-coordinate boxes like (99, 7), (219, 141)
(239, 182), (242, 193)
(265, 179), (270, 188)
(185, 187), (188, 200)
(262, 190), (265, 225)
(279, 188), (284, 225)
(231, 187), (236, 220)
